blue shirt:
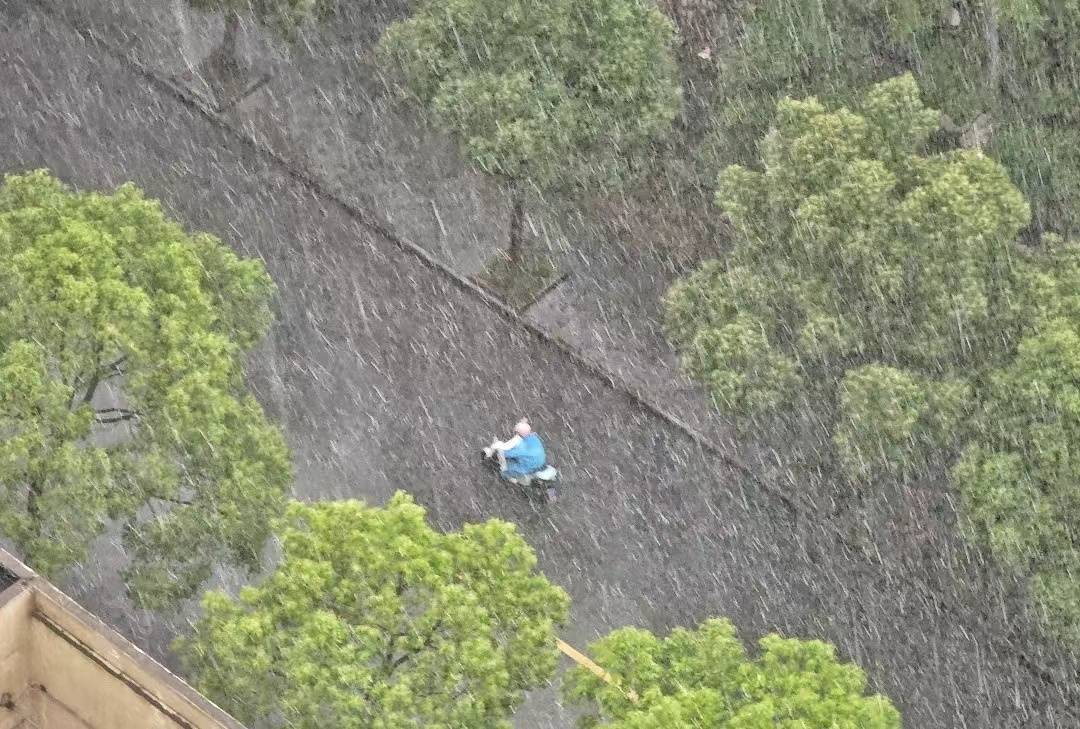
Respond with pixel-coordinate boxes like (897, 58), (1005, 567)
(504, 433), (546, 474)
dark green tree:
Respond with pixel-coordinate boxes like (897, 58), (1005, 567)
(379, 0), (682, 261)
(701, 0), (1080, 237)
(666, 77), (1080, 646)
(666, 75), (1028, 479)
(564, 618), (901, 728)
(952, 238), (1080, 643)
(0, 170), (290, 609)
(177, 494), (570, 728)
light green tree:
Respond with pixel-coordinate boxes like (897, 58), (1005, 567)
(176, 494), (570, 729)
(378, 0), (682, 260)
(0, 170), (290, 609)
(564, 618), (901, 728)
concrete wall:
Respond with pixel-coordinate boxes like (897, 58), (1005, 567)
(0, 550), (247, 729)
(29, 588), (246, 729)
(31, 614), (185, 729)
(0, 587), (34, 729)
(27, 687), (94, 729)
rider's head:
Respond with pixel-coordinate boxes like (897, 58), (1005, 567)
(514, 419), (532, 437)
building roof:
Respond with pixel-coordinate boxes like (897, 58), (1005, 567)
(0, 550), (246, 729)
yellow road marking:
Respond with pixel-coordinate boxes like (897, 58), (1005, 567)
(557, 638), (639, 703)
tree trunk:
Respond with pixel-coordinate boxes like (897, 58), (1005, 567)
(982, 1), (1001, 94)
(27, 480), (42, 525)
(508, 180), (525, 263)
(220, 9), (242, 68)
(25, 479), (43, 564)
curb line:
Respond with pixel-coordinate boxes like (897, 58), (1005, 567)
(49, 13), (807, 520)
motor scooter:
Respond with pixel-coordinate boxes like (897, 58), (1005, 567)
(480, 445), (560, 503)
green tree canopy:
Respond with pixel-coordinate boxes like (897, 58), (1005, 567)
(666, 75), (1030, 475)
(703, 0), (1080, 237)
(953, 314), (1080, 644)
(378, 0), (681, 257)
(563, 618), (901, 728)
(0, 170), (290, 609)
(176, 494), (570, 729)
(666, 76), (1080, 646)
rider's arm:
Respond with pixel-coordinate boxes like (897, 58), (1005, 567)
(491, 434), (523, 452)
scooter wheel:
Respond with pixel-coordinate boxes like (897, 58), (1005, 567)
(545, 487), (558, 504)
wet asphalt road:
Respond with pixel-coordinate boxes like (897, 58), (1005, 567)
(1, 3), (1077, 727)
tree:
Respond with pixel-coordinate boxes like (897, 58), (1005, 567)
(378, 0), (682, 261)
(176, 494), (570, 729)
(186, 0), (339, 69)
(666, 76), (1080, 646)
(0, 170), (290, 609)
(563, 618), (901, 728)
(666, 75), (1030, 480)
(700, 0), (1080, 237)
(953, 311), (1080, 645)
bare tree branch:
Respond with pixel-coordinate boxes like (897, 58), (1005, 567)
(72, 353), (128, 409)
(80, 344), (104, 406)
(94, 407), (139, 424)
(388, 618), (444, 674)
(156, 495), (194, 507)
(102, 355), (128, 372)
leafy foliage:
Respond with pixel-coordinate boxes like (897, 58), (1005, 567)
(666, 75), (1028, 474)
(701, 0), (1080, 237)
(0, 170), (289, 609)
(665, 78), (1080, 645)
(564, 618), (901, 728)
(378, 0), (682, 191)
(176, 494), (570, 729)
(953, 316), (1080, 644)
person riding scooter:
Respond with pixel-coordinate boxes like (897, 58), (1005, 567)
(483, 419), (546, 481)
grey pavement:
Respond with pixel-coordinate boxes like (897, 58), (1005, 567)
(39, 0), (510, 277)
(38, 0), (741, 452)
(1, 4), (1078, 728)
